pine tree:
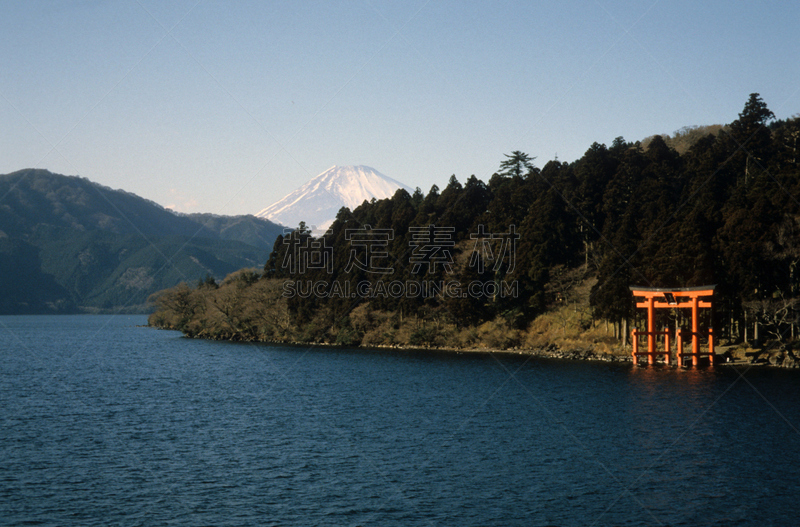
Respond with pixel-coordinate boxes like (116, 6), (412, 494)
(498, 151), (536, 178)
(727, 93), (776, 185)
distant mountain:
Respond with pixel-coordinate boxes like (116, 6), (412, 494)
(256, 165), (414, 231)
(184, 213), (284, 250)
(0, 237), (74, 314)
(0, 169), (283, 243)
(0, 169), (204, 239)
(0, 169), (284, 313)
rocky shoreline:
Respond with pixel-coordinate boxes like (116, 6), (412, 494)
(717, 345), (800, 368)
(152, 324), (800, 369)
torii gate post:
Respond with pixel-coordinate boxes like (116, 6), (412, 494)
(629, 286), (715, 367)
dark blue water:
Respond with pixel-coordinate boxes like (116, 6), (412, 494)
(1, 315), (799, 526)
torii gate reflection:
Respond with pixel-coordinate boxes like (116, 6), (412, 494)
(629, 286), (715, 367)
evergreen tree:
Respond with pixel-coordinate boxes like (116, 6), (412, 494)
(498, 151), (536, 178)
(574, 142), (619, 267)
(726, 93), (776, 185)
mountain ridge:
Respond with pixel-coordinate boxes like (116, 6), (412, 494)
(0, 169), (285, 313)
(0, 169), (284, 244)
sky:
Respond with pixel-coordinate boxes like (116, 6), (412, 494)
(2, 0), (799, 216)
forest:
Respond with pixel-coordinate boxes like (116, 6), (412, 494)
(149, 94), (800, 357)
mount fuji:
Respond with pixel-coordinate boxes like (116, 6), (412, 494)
(256, 165), (413, 231)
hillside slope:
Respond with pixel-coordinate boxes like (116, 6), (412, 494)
(0, 169), (283, 313)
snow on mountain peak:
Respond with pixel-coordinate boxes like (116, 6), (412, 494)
(255, 166), (413, 231)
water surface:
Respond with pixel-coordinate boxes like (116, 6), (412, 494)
(1, 315), (799, 525)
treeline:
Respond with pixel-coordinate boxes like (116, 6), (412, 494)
(150, 94), (800, 349)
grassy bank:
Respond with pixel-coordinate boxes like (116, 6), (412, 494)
(148, 267), (630, 357)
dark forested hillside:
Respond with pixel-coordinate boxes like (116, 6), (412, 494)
(0, 170), (283, 243)
(185, 213), (285, 249)
(0, 237), (74, 314)
(0, 170), (283, 313)
(0, 170), (205, 238)
(149, 94), (800, 353)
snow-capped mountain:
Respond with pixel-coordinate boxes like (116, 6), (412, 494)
(256, 165), (413, 231)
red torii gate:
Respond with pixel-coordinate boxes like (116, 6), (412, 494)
(629, 286), (716, 367)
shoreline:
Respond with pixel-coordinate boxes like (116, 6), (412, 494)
(149, 323), (800, 369)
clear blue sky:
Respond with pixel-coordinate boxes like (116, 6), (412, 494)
(2, 0), (799, 216)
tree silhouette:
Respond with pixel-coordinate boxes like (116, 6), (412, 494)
(498, 151), (536, 178)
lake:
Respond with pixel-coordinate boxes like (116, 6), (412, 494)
(1, 315), (799, 526)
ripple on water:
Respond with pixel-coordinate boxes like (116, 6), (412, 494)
(1, 315), (800, 526)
